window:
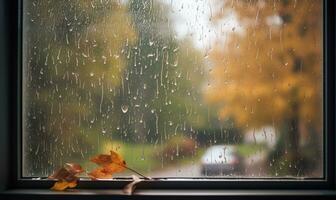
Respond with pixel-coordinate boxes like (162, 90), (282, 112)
(1, 0), (336, 199)
(22, 0), (323, 179)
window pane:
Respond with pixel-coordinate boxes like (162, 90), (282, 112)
(23, 0), (323, 178)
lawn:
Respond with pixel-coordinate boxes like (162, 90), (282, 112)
(75, 136), (267, 178)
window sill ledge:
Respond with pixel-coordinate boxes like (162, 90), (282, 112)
(2, 189), (336, 199)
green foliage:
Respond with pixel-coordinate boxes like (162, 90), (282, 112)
(23, 0), (136, 176)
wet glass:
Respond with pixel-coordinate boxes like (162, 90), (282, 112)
(22, 0), (323, 178)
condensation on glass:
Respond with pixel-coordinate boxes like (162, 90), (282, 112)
(22, 0), (323, 178)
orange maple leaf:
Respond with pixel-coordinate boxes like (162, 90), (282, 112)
(88, 150), (127, 179)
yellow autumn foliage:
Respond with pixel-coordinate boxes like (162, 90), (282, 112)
(206, 0), (322, 132)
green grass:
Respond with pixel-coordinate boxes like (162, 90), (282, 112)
(75, 135), (268, 178)
(89, 139), (207, 176)
(236, 143), (268, 157)
(75, 142), (157, 177)
(117, 142), (206, 175)
(120, 143), (161, 174)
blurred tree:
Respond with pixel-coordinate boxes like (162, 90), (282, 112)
(120, 0), (208, 148)
(24, 0), (209, 175)
(23, 0), (136, 176)
(206, 0), (322, 176)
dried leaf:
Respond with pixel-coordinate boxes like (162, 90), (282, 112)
(88, 150), (127, 180)
(123, 175), (142, 195)
(88, 167), (113, 180)
(90, 154), (112, 166)
(49, 167), (78, 182)
(48, 163), (83, 191)
(51, 180), (77, 191)
(91, 150), (126, 167)
(65, 163), (84, 174)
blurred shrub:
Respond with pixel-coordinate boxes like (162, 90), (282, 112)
(154, 135), (196, 162)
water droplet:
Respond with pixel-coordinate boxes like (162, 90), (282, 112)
(121, 105), (128, 113)
(90, 72), (94, 77)
(102, 55), (107, 64)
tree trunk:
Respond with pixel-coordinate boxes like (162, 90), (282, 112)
(268, 90), (301, 176)
(285, 100), (300, 175)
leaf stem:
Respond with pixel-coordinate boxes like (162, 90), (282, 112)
(114, 163), (151, 180)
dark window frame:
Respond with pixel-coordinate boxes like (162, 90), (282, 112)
(0, 0), (335, 199)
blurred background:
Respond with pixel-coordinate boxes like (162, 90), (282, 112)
(23, 0), (323, 178)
